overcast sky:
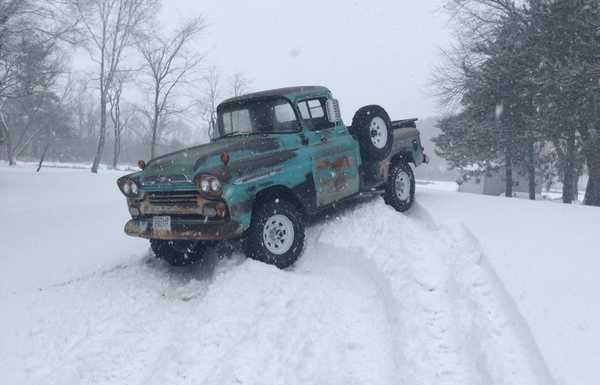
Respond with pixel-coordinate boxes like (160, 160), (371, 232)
(158, 0), (452, 121)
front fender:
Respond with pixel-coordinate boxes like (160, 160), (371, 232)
(222, 162), (311, 231)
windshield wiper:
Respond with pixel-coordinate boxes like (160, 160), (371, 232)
(217, 131), (252, 140)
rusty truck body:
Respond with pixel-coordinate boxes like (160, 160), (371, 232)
(117, 86), (428, 268)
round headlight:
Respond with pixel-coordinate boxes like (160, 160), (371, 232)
(123, 182), (131, 194)
(131, 182), (138, 195)
(200, 179), (210, 192)
(210, 178), (221, 192)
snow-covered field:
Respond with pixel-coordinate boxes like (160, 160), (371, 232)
(419, 188), (600, 385)
(1, 164), (597, 385)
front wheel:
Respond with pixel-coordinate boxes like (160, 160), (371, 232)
(384, 161), (415, 212)
(243, 199), (305, 269)
(150, 239), (207, 266)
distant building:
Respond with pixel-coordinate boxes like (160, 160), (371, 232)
(458, 167), (541, 196)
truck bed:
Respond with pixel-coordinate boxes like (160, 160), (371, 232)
(391, 118), (418, 129)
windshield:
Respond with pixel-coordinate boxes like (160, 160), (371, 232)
(217, 97), (300, 138)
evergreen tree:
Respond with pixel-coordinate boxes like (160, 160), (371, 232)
(437, 0), (600, 206)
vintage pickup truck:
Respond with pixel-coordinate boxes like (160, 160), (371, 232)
(118, 86), (428, 268)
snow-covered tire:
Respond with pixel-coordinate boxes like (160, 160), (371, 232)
(150, 239), (207, 266)
(384, 161), (415, 212)
(351, 105), (394, 162)
(243, 199), (305, 269)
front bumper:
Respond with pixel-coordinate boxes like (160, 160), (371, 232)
(124, 217), (244, 241)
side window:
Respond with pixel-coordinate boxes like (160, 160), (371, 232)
(297, 98), (332, 131)
(307, 99), (325, 118)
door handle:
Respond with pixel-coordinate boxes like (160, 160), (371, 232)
(320, 136), (328, 143)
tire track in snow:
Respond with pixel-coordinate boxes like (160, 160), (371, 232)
(313, 201), (481, 385)
(441, 224), (556, 385)
(313, 199), (555, 385)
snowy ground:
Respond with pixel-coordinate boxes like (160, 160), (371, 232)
(419, 189), (600, 385)
(0, 164), (596, 385)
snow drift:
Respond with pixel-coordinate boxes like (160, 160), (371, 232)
(0, 165), (580, 385)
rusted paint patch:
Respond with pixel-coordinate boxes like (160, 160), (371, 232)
(220, 136), (280, 154)
(129, 191), (229, 217)
(125, 218), (242, 241)
(205, 150), (297, 182)
(193, 137), (281, 170)
(319, 174), (352, 192)
(316, 156), (352, 171)
(234, 167), (283, 184)
(316, 155), (356, 193)
(314, 145), (352, 158)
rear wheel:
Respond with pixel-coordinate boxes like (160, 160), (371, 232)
(150, 239), (207, 266)
(243, 199), (305, 269)
(384, 161), (415, 212)
(351, 105), (394, 162)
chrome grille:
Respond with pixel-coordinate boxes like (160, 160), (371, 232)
(142, 174), (190, 186)
(147, 191), (199, 207)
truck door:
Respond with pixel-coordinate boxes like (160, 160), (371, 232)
(298, 98), (360, 207)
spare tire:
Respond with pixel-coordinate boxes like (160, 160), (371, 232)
(351, 105), (394, 162)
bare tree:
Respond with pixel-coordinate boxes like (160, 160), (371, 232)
(72, 0), (158, 173)
(137, 17), (204, 159)
(70, 77), (99, 139)
(230, 72), (251, 97)
(198, 66), (221, 139)
(35, 75), (74, 171)
(107, 74), (129, 168)
(0, 1), (24, 148)
(0, 0), (75, 165)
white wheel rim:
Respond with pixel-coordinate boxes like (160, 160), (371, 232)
(369, 117), (388, 149)
(262, 214), (295, 255)
(395, 171), (411, 201)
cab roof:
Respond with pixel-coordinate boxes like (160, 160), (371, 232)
(219, 86), (331, 107)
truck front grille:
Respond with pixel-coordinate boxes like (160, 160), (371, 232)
(147, 191), (199, 207)
(142, 174), (190, 185)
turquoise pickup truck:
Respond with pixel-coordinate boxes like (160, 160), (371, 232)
(118, 86), (428, 268)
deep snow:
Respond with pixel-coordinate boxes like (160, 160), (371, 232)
(0, 164), (595, 385)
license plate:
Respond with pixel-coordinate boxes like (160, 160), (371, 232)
(153, 216), (171, 232)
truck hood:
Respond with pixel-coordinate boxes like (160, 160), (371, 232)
(140, 136), (289, 184)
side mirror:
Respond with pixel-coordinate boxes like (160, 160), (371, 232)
(326, 99), (341, 124)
